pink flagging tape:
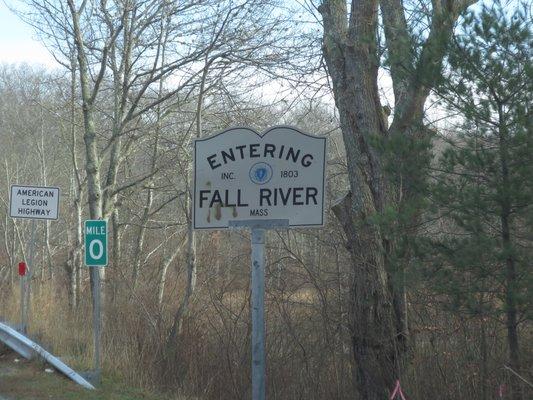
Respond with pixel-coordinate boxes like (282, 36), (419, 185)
(498, 383), (506, 398)
(390, 380), (408, 400)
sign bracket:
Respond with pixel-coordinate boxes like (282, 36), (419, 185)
(229, 219), (290, 230)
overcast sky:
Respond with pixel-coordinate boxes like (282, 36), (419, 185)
(0, 1), (56, 68)
(0, 0), (505, 71)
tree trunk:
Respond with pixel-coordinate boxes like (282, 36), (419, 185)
(333, 193), (404, 399)
(157, 244), (182, 309)
(167, 197), (197, 345)
(38, 111), (54, 283)
(322, 2), (408, 392)
(498, 106), (523, 400)
(66, 253), (78, 309)
(67, 0), (107, 372)
(480, 316), (488, 400)
(131, 135), (159, 290)
(66, 51), (84, 310)
(131, 193), (150, 290)
(319, 1), (472, 397)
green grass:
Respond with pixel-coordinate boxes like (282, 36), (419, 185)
(0, 354), (173, 400)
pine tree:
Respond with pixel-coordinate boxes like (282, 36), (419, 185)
(422, 3), (532, 399)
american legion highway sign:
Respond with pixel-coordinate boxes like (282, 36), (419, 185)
(193, 126), (326, 229)
(10, 184), (60, 220)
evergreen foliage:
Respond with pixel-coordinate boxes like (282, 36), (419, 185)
(423, 0), (532, 320)
(417, 2), (531, 397)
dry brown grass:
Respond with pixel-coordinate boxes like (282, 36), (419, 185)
(1, 275), (531, 400)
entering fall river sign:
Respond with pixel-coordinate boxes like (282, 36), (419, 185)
(193, 126), (326, 229)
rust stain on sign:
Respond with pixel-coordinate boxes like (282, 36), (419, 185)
(207, 203), (231, 222)
(206, 204), (238, 222)
(205, 181), (213, 223)
(203, 181), (238, 222)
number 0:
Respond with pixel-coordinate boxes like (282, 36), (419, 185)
(89, 239), (104, 260)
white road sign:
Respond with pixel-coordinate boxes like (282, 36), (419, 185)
(10, 184), (60, 220)
(193, 126), (326, 229)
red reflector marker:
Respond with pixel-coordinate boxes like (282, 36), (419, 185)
(18, 262), (26, 276)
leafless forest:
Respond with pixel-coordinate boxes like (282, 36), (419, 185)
(0, 1), (531, 399)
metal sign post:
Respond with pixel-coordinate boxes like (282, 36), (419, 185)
(19, 219), (37, 334)
(19, 262), (26, 333)
(91, 268), (101, 383)
(23, 219), (36, 334)
(231, 219), (288, 400)
(84, 219), (108, 385)
(251, 227), (265, 400)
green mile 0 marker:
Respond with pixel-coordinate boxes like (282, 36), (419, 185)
(84, 220), (108, 267)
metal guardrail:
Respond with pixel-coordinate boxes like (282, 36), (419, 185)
(0, 322), (95, 390)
